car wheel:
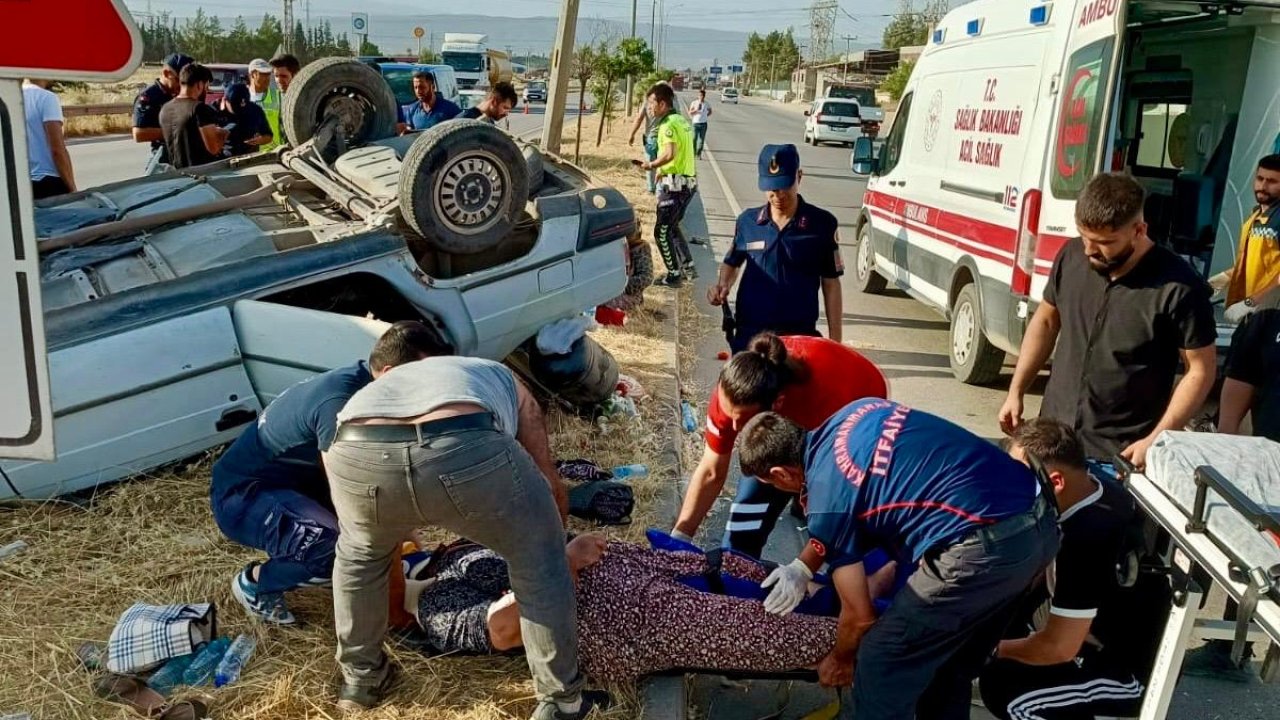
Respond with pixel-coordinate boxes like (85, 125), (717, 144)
(526, 335), (620, 408)
(523, 143), (545, 196)
(855, 222), (887, 294)
(282, 57), (398, 147)
(949, 283), (1005, 385)
(398, 120), (530, 254)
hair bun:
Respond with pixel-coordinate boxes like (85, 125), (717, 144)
(748, 332), (787, 366)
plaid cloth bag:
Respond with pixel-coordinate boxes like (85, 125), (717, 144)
(107, 602), (217, 674)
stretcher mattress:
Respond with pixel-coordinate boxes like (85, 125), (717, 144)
(1144, 431), (1280, 577)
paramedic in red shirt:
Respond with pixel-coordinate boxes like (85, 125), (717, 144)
(671, 332), (888, 557)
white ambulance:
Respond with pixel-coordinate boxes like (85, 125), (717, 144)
(850, 0), (1280, 384)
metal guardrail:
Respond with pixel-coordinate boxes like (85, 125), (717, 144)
(64, 103), (132, 118)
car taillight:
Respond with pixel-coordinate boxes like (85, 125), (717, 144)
(815, 113), (824, 123)
(1012, 189), (1042, 297)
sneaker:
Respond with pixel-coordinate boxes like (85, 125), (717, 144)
(232, 563), (297, 626)
(1182, 641), (1254, 683)
(689, 236), (708, 246)
(653, 273), (684, 288)
(337, 663), (399, 712)
(529, 690), (613, 720)
(683, 263), (700, 280)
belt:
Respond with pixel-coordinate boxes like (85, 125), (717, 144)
(974, 493), (1052, 546)
(334, 412), (497, 444)
(659, 175), (696, 190)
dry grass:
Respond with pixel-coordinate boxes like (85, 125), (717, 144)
(0, 124), (685, 720)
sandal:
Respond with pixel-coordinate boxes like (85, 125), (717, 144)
(94, 673), (167, 716)
(158, 699), (210, 720)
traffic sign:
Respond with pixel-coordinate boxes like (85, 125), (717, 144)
(0, 0), (141, 82)
(709, 65), (723, 75)
(729, 64), (744, 73)
(351, 13), (369, 34)
(413, 26), (425, 39)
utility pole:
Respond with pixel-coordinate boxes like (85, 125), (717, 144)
(650, 0), (657, 49)
(625, 0), (638, 116)
(305, 0), (311, 34)
(282, 0), (294, 53)
(542, 0), (581, 153)
(841, 34), (856, 80)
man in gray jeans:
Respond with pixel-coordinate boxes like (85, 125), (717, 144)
(324, 356), (610, 718)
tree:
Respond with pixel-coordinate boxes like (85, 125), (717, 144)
(880, 59), (915, 101)
(594, 37), (655, 145)
(742, 28), (800, 91)
(359, 38), (381, 56)
(882, 0), (949, 50)
(571, 44), (600, 163)
(418, 49), (442, 64)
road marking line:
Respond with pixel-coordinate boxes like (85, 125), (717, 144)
(704, 147), (742, 217)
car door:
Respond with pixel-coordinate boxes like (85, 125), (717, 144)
(0, 307), (262, 499)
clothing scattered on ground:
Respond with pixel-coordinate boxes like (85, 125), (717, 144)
(107, 603), (216, 674)
(1226, 204), (1280, 305)
(399, 97), (462, 131)
(1226, 287), (1280, 440)
(724, 197), (842, 351)
(604, 242), (655, 312)
(22, 82), (64, 185)
(158, 98), (221, 169)
(337, 356), (519, 436)
(567, 479), (634, 525)
(536, 316), (598, 355)
(410, 541), (837, 681)
(1039, 240), (1216, 459)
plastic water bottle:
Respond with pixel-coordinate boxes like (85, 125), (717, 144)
(182, 636), (231, 686)
(214, 634), (257, 688)
(681, 401), (697, 432)
(611, 464), (649, 480)
(147, 653), (195, 696)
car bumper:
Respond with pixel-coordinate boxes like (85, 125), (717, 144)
(814, 124), (860, 142)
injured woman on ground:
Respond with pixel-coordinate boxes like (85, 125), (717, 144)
(394, 534), (901, 682)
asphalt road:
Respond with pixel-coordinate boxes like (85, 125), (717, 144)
(673, 93), (1279, 720)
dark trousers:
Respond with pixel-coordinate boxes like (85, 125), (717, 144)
(722, 475), (795, 558)
(979, 653), (1143, 720)
(211, 483), (339, 594)
(852, 500), (1060, 720)
(654, 186), (694, 275)
(31, 175), (69, 200)
(693, 123), (708, 156)
(729, 324), (820, 354)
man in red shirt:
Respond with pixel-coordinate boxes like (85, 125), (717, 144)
(672, 332), (888, 559)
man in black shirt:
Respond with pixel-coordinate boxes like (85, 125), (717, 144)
(1220, 284), (1280, 441)
(159, 64), (227, 169)
(981, 418), (1167, 720)
(999, 172), (1217, 468)
(460, 82), (518, 124)
(132, 53), (194, 167)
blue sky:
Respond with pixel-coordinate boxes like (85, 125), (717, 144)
(133, 0), (901, 42)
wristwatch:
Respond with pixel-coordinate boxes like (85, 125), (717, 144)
(1244, 297), (1256, 308)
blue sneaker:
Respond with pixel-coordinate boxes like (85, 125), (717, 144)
(232, 563), (297, 625)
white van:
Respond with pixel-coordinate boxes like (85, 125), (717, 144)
(851, 0), (1280, 384)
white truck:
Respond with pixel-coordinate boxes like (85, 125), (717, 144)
(850, 0), (1280, 384)
(441, 33), (512, 89)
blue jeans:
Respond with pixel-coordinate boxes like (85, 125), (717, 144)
(644, 137), (658, 193)
(693, 123), (708, 156)
(722, 474), (795, 558)
(211, 483), (339, 594)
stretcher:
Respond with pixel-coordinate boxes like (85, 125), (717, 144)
(1115, 431), (1280, 720)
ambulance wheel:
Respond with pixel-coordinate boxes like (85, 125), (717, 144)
(949, 283), (1005, 385)
(854, 222), (887, 294)
(398, 120), (529, 254)
(282, 57), (398, 147)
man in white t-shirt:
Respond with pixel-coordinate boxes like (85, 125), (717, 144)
(688, 89), (712, 159)
(22, 79), (76, 199)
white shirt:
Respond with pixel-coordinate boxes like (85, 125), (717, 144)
(690, 99), (711, 125)
(23, 82), (63, 181)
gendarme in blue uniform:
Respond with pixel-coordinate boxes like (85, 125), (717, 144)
(211, 361), (374, 503)
(725, 196), (843, 342)
(133, 80), (175, 148)
(398, 97), (462, 131)
(804, 398), (1037, 569)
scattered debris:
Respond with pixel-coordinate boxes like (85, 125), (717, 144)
(0, 541), (27, 561)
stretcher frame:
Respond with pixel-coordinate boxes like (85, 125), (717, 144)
(1115, 460), (1280, 720)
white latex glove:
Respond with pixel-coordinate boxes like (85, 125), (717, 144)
(1224, 301), (1257, 325)
(762, 558), (813, 615)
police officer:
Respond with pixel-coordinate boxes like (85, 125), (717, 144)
(708, 144), (844, 352)
(132, 53), (194, 169)
(738, 400), (1059, 720)
(637, 82), (696, 287)
(210, 321), (451, 625)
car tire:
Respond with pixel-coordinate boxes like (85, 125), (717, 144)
(398, 120), (530, 254)
(523, 143), (545, 196)
(282, 57), (398, 147)
(949, 283), (1005, 385)
(527, 335), (620, 408)
(854, 222), (887, 294)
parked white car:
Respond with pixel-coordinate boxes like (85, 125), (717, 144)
(803, 97), (864, 147)
(2, 58), (632, 500)
(720, 87), (739, 104)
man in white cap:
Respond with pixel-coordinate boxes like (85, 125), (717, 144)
(248, 58), (283, 151)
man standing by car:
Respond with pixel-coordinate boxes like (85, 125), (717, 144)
(211, 322), (449, 625)
(737, 400), (1059, 719)
(22, 78), (76, 199)
(998, 172), (1217, 469)
(1209, 154), (1280, 325)
(637, 82), (696, 287)
(708, 144), (844, 351)
(262, 54), (300, 149)
(397, 70), (461, 133)
(688, 88), (712, 158)
(158, 64), (228, 169)
(132, 53), (194, 167)
(324, 356), (610, 718)
(460, 81), (518, 123)
(248, 58), (282, 151)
